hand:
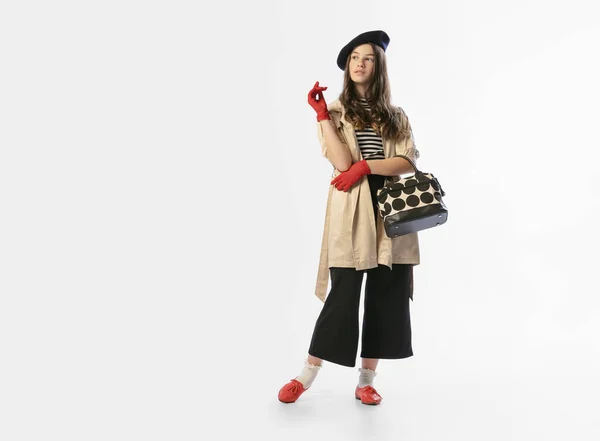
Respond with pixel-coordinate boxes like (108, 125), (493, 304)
(307, 81), (330, 121)
(331, 160), (372, 192)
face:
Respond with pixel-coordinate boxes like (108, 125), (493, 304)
(348, 43), (375, 85)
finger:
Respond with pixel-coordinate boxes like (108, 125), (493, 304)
(312, 79), (326, 92)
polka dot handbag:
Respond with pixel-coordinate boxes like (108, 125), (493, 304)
(376, 154), (448, 238)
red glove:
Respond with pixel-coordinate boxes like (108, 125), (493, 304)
(307, 81), (330, 121)
(331, 160), (371, 192)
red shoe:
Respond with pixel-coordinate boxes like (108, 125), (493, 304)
(278, 379), (308, 403)
(355, 385), (382, 405)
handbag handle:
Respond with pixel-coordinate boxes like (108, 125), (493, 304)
(382, 154), (423, 186)
(389, 155), (446, 196)
(393, 154), (421, 174)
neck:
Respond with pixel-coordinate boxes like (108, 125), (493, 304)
(354, 83), (370, 99)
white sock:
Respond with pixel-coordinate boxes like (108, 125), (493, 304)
(295, 359), (322, 389)
(358, 367), (377, 387)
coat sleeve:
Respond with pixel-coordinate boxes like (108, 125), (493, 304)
(316, 120), (329, 158)
(394, 107), (420, 166)
(316, 112), (346, 159)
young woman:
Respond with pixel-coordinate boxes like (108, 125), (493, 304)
(278, 30), (421, 406)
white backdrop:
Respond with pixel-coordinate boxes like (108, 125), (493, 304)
(1, 1), (599, 440)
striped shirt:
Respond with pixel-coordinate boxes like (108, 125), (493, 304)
(355, 98), (385, 160)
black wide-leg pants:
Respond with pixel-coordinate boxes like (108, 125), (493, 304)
(307, 263), (414, 367)
(307, 174), (414, 368)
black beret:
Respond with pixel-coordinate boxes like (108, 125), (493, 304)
(336, 30), (390, 70)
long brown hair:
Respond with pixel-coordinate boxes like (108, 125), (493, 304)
(338, 44), (411, 142)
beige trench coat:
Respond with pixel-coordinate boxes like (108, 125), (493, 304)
(314, 99), (421, 303)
